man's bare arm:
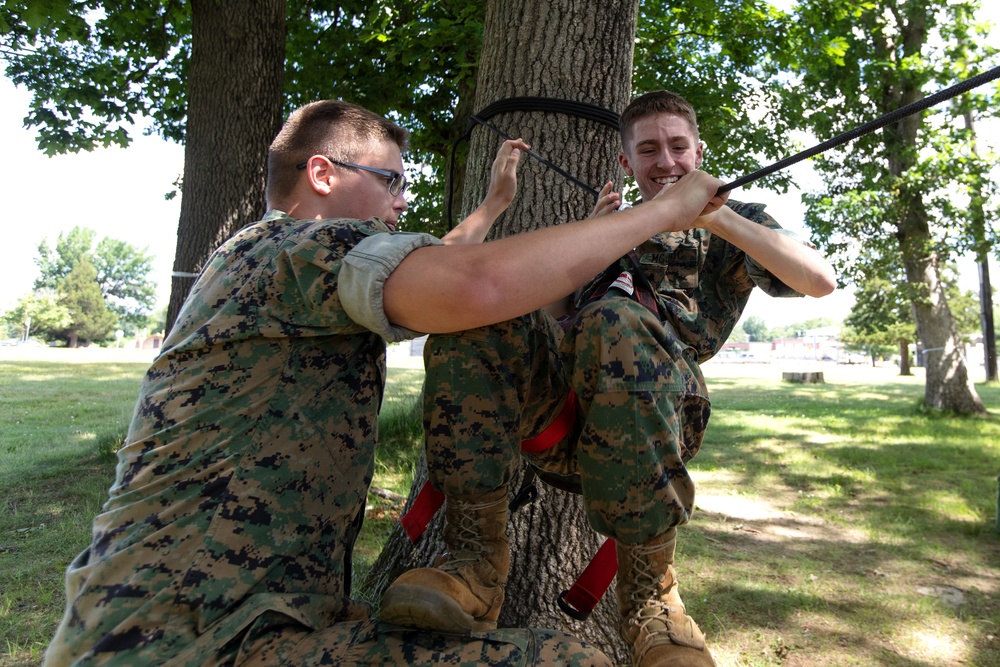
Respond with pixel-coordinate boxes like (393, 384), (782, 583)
(440, 139), (529, 246)
(384, 170), (727, 333)
(698, 206), (837, 298)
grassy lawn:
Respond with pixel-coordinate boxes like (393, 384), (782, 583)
(1, 350), (997, 666)
(685, 363), (1000, 666)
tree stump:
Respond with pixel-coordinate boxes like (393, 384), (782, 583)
(782, 371), (824, 383)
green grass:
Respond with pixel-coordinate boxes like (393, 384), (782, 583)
(683, 368), (1000, 666)
(2, 357), (998, 666)
(1, 360), (143, 667)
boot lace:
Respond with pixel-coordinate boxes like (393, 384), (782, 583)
(622, 541), (675, 634)
(440, 496), (496, 572)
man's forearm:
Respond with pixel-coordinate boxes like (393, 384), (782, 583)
(701, 207), (837, 298)
(384, 171), (726, 332)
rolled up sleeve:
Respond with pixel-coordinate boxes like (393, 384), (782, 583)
(339, 232), (444, 342)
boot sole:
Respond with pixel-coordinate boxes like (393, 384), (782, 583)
(380, 583), (498, 634)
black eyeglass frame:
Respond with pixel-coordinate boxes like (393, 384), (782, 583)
(296, 156), (407, 196)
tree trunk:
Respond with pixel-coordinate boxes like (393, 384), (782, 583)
(898, 225), (984, 413)
(898, 339), (912, 376)
(979, 258), (998, 383)
(165, 0), (287, 333)
(364, 0), (638, 662)
(882, 5), (983, 414)
(963, 110), (999, 384)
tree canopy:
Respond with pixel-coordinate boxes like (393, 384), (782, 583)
(56, 256), (119, 346)
(1, 0), (805, 236)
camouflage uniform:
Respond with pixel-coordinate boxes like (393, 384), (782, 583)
(45, 210), (611, 667)
(424, 201), (806, 545)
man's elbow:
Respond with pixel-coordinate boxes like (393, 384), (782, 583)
(806, 266), (837, 298)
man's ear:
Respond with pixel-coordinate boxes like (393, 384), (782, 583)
(303, 156), (335, 196)
(618, 151), (634, 177)
(695, 141), (704, 169)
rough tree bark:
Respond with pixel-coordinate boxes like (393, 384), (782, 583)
(165, 0), (287, 333)
(363, 0), (639, 662)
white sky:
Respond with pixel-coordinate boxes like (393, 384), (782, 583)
(1, 76), (184, 312)
(1, 7), (998, 327)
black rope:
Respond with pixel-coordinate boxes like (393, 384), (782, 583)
(446, 97), (619, 229)
(718, 63), (1000, 194)
(444, 64), (1000, 227)
(471, 116), (600, 198)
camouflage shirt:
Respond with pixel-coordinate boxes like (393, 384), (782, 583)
(45, 211), (440, 666)
(575, 200), (806, 363)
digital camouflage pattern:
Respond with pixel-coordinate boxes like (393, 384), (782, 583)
(45, 210), (610, 666)
(236, 620), (613, 666)
(424, 201), (806, 545)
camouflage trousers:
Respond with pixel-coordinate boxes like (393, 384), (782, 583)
(424, 295), (711, 545)
(236, 617), (611, 666)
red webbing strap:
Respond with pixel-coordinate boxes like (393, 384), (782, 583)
(400, 480), (445, 543)
(521, 390), (578, 453)
(557, 538), (618, 620)
(399, 392), (577, 543)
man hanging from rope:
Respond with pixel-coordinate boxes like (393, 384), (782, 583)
(380, 90), (837, 667)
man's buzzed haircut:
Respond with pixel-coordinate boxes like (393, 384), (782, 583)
(619, 91), (700, 148)
(267, 100), (410, 203)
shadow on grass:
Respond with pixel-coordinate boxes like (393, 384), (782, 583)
(684, 375), (1000, 666)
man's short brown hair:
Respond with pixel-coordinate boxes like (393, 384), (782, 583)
(267, 100), (410, 204)
(619, 91), (699, 148)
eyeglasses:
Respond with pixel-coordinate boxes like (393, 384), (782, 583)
(296, 156), (407, 196)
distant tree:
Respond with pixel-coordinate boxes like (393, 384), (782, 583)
(91, 237), (157, 333)
(146, 305), (168, 336)
(2, 290), (71, 342)
(56, 257), (119, 347)
(34, 226), (95, 290)
(784, 0), (995, 412)
(727, 326), (749, 344)
(770, 317), (836, 340)
(743, 315), (770, 342)
(844, 273), (917, 374)
(942, 276), (983, 339)
(34, 226), (157, 334)
(839, 324), (904, 367)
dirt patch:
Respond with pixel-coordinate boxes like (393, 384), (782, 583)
(695, 493), (869, 545)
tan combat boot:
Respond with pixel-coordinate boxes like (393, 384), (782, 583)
(616, 529), (717, 667)
(380, 485), (510, 633)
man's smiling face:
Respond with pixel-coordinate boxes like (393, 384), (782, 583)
(618, 112), (703, 202)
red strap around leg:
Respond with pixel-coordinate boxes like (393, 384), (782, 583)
(399, 391), (577, 543)
(557, 538), (618, 620)
(521, 390), (578, 453)
(399, 480), (445, 543)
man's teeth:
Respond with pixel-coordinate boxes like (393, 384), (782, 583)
(653, 176), (679, 185)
